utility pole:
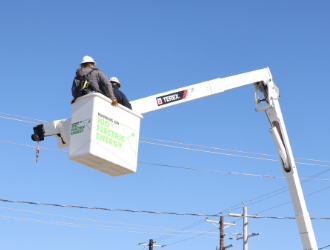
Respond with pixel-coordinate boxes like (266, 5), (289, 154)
(243, 206), (247, 250)
(137, 239), (165, 249)
(220, 215), (224, 250)
(206, 215), (235, 250)
(228, 203), (260, 250)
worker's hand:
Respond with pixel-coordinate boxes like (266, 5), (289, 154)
(111, 98), (118, 106)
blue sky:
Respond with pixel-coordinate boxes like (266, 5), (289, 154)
(0, 0), (329, 249)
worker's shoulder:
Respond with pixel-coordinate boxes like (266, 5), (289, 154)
(119, 90), (126, 96)
(92, 68), (103, 73)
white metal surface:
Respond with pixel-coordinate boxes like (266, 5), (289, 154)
(68, 93), (143, 176)
(130, 68), (317, 250)
(236, 233), (260, 240)
(258, 79), (318, 250)
(243, 206), (248, 250)
(131, 68), (272, 114)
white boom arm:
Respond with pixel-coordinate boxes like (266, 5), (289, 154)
(130, 68), (272, 114)
(31, 68), (317, 249)
(130, 67), (318, 250)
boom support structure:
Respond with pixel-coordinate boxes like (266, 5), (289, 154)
(131, 67), (318, 249)
(31, 68), (317, 249)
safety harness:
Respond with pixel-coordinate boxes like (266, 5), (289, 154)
(72, 69), (97, 104)
(80, 68), (97, 94)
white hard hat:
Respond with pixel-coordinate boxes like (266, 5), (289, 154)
(110, 77), (121, 87)
(109, 77), (120, 84)
(80, 55), (97, 66)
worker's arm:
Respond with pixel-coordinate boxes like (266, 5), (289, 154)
(71, 77), (81, 98)
(121, 92), (132, 110)
(98, 71), (116, 100)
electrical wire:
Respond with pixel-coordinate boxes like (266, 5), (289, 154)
(0, 215), (220, 239)
(0, 198), (218, 217)
(225, 168), (330, 212)
(319, 244), (330, 250)
(0, 113), (329, 165)
(0, 113), (328, 246)
(1, 137), (330, 245)
(0, 140), (67, 152)
(243, 168), (330, 209)
(2, 137), (330, 244)
(1, 140), (330, 183)
(0, 198), (329, 220)
(155, 201), (243, 243)
(257, 185), (330, 215)
(0, 112), (46, 122)
(140, 141), (330, 168)
(0, 116), (39, 124)
(165, 228), (218, 246)
(140, 162), (330, 182)
(141, 137), (330, 163)
(154, 219), (205, 242)
(166, 168), (330, 246)
(0, 206), (218, 234)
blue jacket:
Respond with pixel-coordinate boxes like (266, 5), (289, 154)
(112, 83), (132, 110)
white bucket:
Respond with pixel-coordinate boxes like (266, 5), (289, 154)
(68, 93), (143, 176)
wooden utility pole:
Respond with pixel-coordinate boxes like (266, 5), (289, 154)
(220, 215), (224, 250)
(137, 239), (165, 248)
(205, 217), (235, 250)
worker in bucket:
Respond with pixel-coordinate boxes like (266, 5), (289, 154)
(71, 56), (118, 106)
(109, 77), (132, 110)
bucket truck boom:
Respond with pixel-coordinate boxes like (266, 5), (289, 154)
(31, 67), (318, 249)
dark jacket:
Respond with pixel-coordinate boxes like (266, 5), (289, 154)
(72, 68), (115, 100)
(112, 83), (132, 109)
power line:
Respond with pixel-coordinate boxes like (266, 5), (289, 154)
(3, 136), (326, 214)
(0, 112), (46, 122)
(165, 169), (330, 246)
(1, 140), (330, 183)
(140, 162), (330, 182)
(141, 137), (330, 163)
(0, 198), (218, 217)
(319, 244), (330, 250)
(140, 141), (330, 168)
(1, 113), (329, 246)
(154, 220), (205, 243)
(0, 215), (220, 239)
(257, 185), (330, 215)
(2, 113), (328, 196)
(244, 168), (330, 210)
(0, 206), (218, 234)
(155, 201), (245, 244)
(0, 140), (67, 152)
(2, 139), (330, 225)
(0, 198), (329, 220)
(0, 115), (39, 124)
(165, 228), (218, 246)
(0, 113), (329, 165)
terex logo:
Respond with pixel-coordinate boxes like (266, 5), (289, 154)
(156, 89), (188, 106)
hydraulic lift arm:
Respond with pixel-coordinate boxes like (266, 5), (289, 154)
(31, 118), (71, 149)
(131, 67), (318, 250)
(130, 68), (272, 114)
(31, 67), (318, 249)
